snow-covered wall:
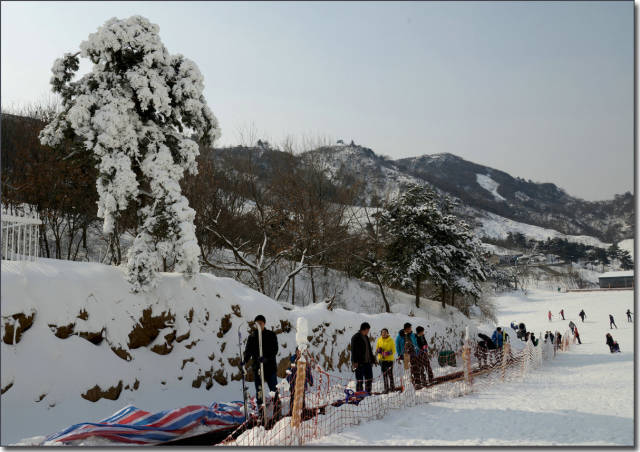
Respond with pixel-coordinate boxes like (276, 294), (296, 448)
(1, 259), (484, 444)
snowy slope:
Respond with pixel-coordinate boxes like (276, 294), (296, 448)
(618, 238), (634, 257)
(313, 288), (634, 446)
(1, 259), (484, 445)
(476, 174), (506, 202)
(476, 211), (611, 248)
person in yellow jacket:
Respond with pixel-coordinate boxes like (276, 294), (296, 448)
(376, 328), (396, 393)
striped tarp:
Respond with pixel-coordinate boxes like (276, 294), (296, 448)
(45, 401), (248, 445)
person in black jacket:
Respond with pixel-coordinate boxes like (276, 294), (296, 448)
(244, 314), (279, 409)
(351, 322), (376, 393)
(415, 326), (434, 385)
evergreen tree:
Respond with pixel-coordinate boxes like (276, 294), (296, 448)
(39, 16), (219, 291)
(619, 249), (634, 270)
(379, 184), (487, 308)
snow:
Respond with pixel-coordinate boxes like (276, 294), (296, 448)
(2, 258), (483, 445)
(476, 211), (611, 249)
(312, 288), (633, 446)
(599, 270), (634, 278)
(618, 239), (634, 257)
(476, 174), (506, 202)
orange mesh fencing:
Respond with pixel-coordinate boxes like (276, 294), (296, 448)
(221, 332), (569, 446)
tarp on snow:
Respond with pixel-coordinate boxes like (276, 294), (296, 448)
(44, 401), (246, 445)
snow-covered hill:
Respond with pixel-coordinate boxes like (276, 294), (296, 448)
(313, 288), (634, 446)
(1, 259), (487, 445)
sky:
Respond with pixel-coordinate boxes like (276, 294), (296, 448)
(1, 1), (634, 201)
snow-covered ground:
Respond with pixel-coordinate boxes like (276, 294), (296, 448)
(313, 288), (634, 446)
(477, 211), (611, 249)
(1, 258), (485, 445)
(476, 173), (506, 202)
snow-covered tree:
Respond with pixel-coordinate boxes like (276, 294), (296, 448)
(39, 16), (219, 291)
(379, 184), (487, 308)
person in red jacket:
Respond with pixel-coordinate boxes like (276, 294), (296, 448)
(573, 326), (582, 345)
(559, 309), (565, 320)
(548, 310), (552, 322)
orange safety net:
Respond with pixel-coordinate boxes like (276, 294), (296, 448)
(220, 330), (571, 447)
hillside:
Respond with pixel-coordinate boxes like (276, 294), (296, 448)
(211, 142), (633, 244)
(1, 259), (486, 444)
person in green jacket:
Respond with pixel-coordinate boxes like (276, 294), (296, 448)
(376, 328), (396, 393)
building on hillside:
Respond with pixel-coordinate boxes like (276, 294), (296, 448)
(598, 271), (634, 289)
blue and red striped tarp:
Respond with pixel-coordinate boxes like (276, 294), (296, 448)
(45, 401), (248, 445)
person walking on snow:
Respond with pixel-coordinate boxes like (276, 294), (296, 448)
(375, 328), (395, 393)
(244, 314), (280, 414)
(351, 322), (376, 393)
(573, 326), (581, 345)
(609, 314), (618, 329)
(579, 310), (586, 322)
(559, 309), (565, 320)
(568, 320), (576, 334)
(626, 309), (633, 322)
(548, 310), (552, 322)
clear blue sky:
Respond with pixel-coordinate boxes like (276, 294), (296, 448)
(1, 1), (633, 201)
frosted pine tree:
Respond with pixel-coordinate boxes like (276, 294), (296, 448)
(380, 184), (487, 308)
(40, 16), (220, 291)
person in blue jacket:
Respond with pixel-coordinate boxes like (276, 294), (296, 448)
(396, 322), (419, 358)
(491, 327), (504, 348)
(396, 323), (422, 387)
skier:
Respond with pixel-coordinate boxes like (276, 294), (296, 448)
(559, 309), (565, 320)
(415, 326), (434, 385)
(375, 328), (395, 393)
(568, 320), (576, 334)
(395, 323), (420, 387)
(626, 309), (633, 323)
(605, 333), (620, 353)
(491, 326), (504, 349)
(548, 310), (552, 322)
(351, 322), (376, 393)
(243, 314), (280, 418)
(573, 326), (581, 345)
(609, 314), (618, 329)
(579, 309), (586, 322)
(286, 348), (313, 416)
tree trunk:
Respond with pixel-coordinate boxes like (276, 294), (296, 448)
(451, 291), (455, 308)
(41, 224), (50, 258)
(291, 274), (296, 306)
(309, 267), (317, 304)
(441, 285), (446, 309)
(415, 276), (421, 308)
(375, 274), (391, 313)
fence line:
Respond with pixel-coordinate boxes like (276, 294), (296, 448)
(1, 204), (41, 261)
(222, 329), (572, 446)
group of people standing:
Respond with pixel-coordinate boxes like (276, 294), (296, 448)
(350, 321), (435, 394)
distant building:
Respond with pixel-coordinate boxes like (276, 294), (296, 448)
(598, 271), (634, 289)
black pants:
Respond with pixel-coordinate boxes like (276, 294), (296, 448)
(610, 321), (617, 329)
(254, 369), (278, 406)
(561, 314), (565, 320)
(575, 335), (581, 344)
(355, 363), (373, 393)
(580, 316), (585, 322)
(627, 314), (632, 322)
(380, 361), (395, 392)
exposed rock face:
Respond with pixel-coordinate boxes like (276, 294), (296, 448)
(2, 312), (36, 345)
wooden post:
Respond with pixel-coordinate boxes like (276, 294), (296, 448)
(462, 327), (472, 391)
(291, 358), (307, 430)
(501, 343), (510, 381)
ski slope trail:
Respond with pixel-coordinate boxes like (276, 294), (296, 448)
(313, 289), (634, 446)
